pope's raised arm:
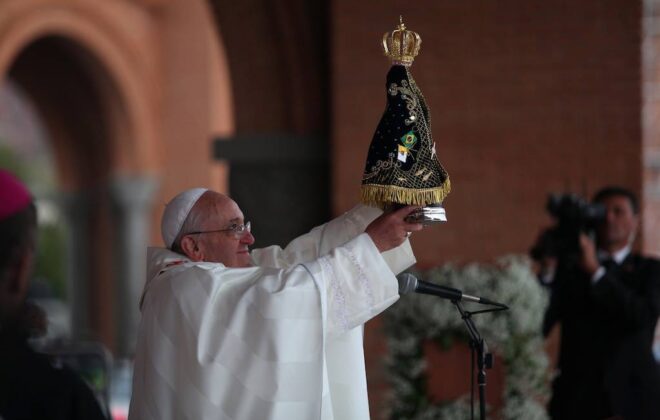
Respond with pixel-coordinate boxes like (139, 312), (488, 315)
(129, 189), (422, 420)
(251, 204), (420, 271)
(250, 204), (382, 268)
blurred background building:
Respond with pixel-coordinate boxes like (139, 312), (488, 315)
(1, 0), (659, 418)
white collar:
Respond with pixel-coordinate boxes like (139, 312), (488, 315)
(597, 244), (631, 265)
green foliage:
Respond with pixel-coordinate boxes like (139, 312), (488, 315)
(0, 144), (29, 180)
(33, 223), (67, 299)
(383, 256), (550, 420)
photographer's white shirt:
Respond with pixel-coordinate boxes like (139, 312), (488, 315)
(592, 244), (631, 283)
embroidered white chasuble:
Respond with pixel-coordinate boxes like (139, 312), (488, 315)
(128, 206), (415, 420)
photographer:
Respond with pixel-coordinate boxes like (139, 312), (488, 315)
(537, 187), (660, 420)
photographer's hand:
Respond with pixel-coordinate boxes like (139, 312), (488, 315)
(579, 232), (599, 277)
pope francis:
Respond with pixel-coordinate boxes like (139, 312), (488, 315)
(128, 188), (422, 420)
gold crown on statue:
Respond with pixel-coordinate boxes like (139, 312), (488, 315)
(382, 16), (421, 66)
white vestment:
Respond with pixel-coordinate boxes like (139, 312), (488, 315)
(128, 205), (416, 420)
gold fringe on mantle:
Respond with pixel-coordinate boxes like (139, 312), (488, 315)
(360, 178), (451, 209)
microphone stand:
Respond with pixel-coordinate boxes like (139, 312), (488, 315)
(452, 300), (507, 420)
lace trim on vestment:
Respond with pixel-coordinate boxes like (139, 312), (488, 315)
(347, 250), (375, 311)
(319, 256), (349, 332)
(344, 210), (363, 238)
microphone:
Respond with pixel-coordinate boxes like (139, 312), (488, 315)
(397, 273), (504, 306)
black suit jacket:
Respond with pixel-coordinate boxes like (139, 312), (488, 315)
(545, 253), (660, 420)
(0, 330), (107, 420)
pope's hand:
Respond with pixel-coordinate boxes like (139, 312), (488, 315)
(365, 206), (424, 252)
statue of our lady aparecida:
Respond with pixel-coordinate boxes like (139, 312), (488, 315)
(361, 17), (451, 223)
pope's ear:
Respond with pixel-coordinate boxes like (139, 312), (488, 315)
(180, 236), (202, 261)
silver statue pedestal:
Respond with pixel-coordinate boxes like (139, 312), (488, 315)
(404, 205), (447, 224)
(385, 203), (447, 224)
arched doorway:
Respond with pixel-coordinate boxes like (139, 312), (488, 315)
(0, 0), (237, 362)
(1, 33), (156, 357)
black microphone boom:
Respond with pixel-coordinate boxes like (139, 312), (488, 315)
(397, 273), (506, 307)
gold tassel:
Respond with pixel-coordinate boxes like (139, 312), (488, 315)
(360, 178), (451, 209)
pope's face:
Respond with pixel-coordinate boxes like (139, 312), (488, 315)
(194, 194), (255, 267)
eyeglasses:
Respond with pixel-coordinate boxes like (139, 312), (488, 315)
(186, 221), (251, 238)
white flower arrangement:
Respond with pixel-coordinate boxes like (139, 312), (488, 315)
(383, 255), (550, 420)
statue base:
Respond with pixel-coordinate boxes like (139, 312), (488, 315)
(405, 205), (447, 224)
(386, 203), (447, 225)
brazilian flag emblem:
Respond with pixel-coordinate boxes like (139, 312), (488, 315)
(400, 131), (417, 148)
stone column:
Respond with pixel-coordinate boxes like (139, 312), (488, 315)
(109, 175), (157, 357)
(58, 190), (91, 340)
(643, 0), (660, 258)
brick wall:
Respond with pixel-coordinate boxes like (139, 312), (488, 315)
(332, 0), (642, 267)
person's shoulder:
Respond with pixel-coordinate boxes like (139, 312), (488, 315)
(629, 253), (660, 273)
(44, 364), (107, 420)
(164, 262), (267, 291)
(0, 345), (106, 419)
(645, 255), (660, 271)
(633, 253), (660, 263)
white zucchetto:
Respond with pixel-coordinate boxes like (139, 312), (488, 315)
(161, 188), (208, 248)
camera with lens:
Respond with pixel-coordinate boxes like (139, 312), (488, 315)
(546, 193), (606, 233)
(531, 193), (606, 263)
